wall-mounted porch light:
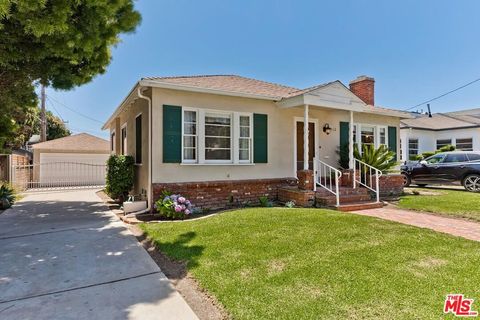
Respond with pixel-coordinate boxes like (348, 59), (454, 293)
(323, 123), (332, 135)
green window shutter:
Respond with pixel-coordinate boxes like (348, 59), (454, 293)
(339, 121), (350, 168)
(253, 113), (268, 163)
(135, 114), (142, 164)
(388, 126), (398, 161)
(163, 105), (182, 163)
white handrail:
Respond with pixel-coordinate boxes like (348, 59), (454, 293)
(353, 158), (383, 203)
(314, 158), (342, 206)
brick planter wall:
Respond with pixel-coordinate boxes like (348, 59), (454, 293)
(278, 187), (315, 207)
(152, 178), (296, 210)
(379, 174), (404, 199)
(297, 170), (314, 190)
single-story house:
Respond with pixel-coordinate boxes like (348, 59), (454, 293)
(102, 74), (411, 209)
(31, 133), (110, 187)
(400, 108), (480, 160)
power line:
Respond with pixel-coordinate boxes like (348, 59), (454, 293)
(46, 95), (104, 124)
(46, 99), (65, 123)
(405, 77), (480, 111)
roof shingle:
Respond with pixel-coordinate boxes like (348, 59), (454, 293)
(32, 133), (109, 152)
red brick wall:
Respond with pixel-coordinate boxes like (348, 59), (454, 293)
(349, 76), (375, 105)
(379, 174), (404, 199)
(152, 178), (296, 210)
(278, 187), (315, 207)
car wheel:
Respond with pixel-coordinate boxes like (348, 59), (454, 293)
(463, 174), (480, 192)
(402, 174), (411, 187)
(416, 184), (427, 187)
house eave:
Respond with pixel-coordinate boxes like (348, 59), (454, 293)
(102, 82), (140, 130)
(400, 125), (480, 131)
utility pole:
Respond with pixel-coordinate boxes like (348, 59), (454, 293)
(40, 84), (47, 142)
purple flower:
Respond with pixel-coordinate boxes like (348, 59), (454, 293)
(185, 200), (191, 206)
(163, 196), (170, 202)
(178, 196), (186, 204)
(180, 204), (186, 210)
(170, 195), (178, 201)
(174, 205), (182, 212)
(185, 209), (191, 215)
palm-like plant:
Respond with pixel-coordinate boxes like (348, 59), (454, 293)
(0, 182), (16, 209)
(353, 144), (397, 173)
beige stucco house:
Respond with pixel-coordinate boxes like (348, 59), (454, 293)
(102, 75), (411, 210)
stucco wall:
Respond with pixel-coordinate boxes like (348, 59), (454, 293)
(150, 87), (401, 183)
(110, 96), (150, 196)
(400, 127), (480, 160)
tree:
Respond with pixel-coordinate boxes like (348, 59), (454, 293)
(46, 111), (70, 140)
(0, 0), (141, 89)
(0, 1), (141, 151)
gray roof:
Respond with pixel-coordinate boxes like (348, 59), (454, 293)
(401, 108), (480, 130)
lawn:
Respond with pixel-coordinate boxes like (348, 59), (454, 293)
(399, 188), (480, 222)
(141, 208), (480, 319)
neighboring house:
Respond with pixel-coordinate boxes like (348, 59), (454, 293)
(31, 133), (110, 186)
(102, 74), (411, 209)
(400, 108), (480, 161)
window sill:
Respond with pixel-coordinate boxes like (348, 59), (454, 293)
(135, 163), (142, 166)
(180, 162), (255, 166)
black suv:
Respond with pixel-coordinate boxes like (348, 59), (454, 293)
(401, 151), (480, 192)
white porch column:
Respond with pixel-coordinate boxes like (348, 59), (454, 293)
(349, 111), (354, 169)
(303, 104), (309, 170)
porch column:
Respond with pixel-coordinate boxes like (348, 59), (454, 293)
(349, 111), (354, 169)
(303, 104), (309, 170)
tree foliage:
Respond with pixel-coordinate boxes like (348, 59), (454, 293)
(45, 111), (70, 140)
(0, 0), (140, 151)
(0, 0), (141, 88)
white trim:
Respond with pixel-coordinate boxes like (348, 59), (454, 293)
(293, 116), (319, 177)
(353, 123), (389, 151)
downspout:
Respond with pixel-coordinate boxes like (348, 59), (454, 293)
(137, 87), (153, 212)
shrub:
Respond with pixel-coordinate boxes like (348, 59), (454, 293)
(439, 144), (455, 152)
(259, 196), (273, 207)
(0, 182), (16, 209)
(354, 144), (397, 173)
(155, 192), (193, 219)
(105, 155), (135, 201)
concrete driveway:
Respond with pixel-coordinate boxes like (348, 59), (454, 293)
(0, 189), (198, 320)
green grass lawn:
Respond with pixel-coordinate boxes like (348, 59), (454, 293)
(141, 208), (480, 319)
(399, 188), (480, 222)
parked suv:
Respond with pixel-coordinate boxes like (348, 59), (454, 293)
(401, 151), (480, 192)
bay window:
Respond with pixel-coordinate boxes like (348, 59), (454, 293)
(182, 109), (253, 164)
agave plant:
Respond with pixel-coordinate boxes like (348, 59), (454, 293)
(353, 144), (397, 173)
(0, 182), (16, 209)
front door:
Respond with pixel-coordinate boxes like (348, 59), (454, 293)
(296, 122), (316, 170)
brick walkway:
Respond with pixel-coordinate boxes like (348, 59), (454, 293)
(352, 205), (480, 242)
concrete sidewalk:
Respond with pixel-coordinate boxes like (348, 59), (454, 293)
(0, 189), (198, 320)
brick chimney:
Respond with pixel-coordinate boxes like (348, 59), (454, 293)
(349, 75), (375, 106)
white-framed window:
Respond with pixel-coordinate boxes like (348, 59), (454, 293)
(182, 109), (197, 163)
(408, 138), (418, 159)
(238, 114), (252, 163)
(436, 139), (452, 150)
(353, 124), (388, 151)
(121, 124), (127, 155)
(205, 112), (232, 161)
(455, 138), (473, 151)
(182, 108), (253, 164)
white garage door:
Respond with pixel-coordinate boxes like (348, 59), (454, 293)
(39, 153), (109, 187)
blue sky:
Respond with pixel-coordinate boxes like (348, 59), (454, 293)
(47, 0), (480, 138)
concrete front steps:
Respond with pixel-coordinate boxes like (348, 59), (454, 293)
(315, 187), (384, 212)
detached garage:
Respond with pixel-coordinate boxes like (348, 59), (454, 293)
(31, 133), (110, 187)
